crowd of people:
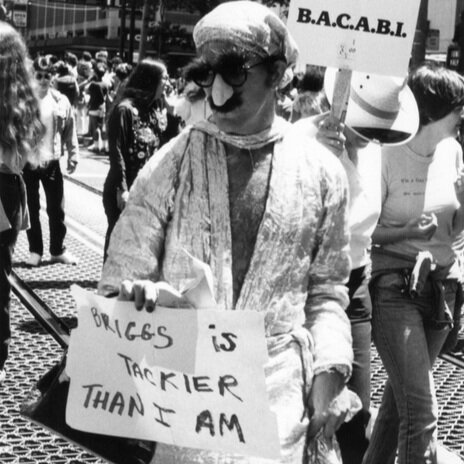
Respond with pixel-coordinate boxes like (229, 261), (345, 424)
(1, 1), (464, 464)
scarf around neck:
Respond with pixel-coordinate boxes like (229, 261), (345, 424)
(194, 116), (290, 150)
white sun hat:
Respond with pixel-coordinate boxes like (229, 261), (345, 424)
(324, 68), (419, 145)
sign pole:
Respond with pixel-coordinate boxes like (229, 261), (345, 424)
(328, 68), (352, 126)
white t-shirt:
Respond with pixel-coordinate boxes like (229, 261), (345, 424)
(340, 144), (382, 268)
(378, 137), (462, 268)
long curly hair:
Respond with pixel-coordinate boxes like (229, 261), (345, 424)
(0, 21), (44, 169)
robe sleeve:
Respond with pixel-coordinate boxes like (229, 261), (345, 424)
(303, 153), (353, 378)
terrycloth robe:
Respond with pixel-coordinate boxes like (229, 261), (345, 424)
(98, 117), (353, 463)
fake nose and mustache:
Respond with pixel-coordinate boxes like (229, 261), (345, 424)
(211, 74), (234, 107)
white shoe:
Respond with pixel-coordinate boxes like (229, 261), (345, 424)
(50, 251), (78, 265)
(26, 252), (42, 267)
(87, 144), (100, 152)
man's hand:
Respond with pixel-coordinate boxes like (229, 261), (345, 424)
(119, 280), (188, 312)
(120, 279), (160, 312)
(117, 189), (130, 210)
(307, 370), (349, 439)
(314, 113), (346, 158)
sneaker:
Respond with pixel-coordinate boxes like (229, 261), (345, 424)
(0, 369), (5, 384)
(26, 252), (42, 267)
(87, 144), (100, 153)
(50, 251), (78, 265)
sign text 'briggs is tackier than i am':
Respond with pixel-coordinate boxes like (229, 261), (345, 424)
(65, 285), (280, 460)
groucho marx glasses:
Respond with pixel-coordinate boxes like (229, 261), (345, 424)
(35, 71), (52, 81)
(189, 59), (266, 88)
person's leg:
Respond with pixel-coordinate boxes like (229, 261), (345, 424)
(337, 320), (371, 464)
(337, 266), (371, 464)
(22, 166), (44, 256)
(96, 115), (104, 151)
(41, 160), (67, 256)
(0, 174), (22, 373)
(364, 273), (452, 464)
(102, 185), (121, 262)
(0, 230), (16, 372)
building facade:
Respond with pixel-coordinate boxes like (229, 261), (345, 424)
(427, 0), (463, 53)
(7, 0), (202, 73)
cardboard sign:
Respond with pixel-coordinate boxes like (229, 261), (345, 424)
(65, 285), (280, 460)
(287, 0), (421, 76)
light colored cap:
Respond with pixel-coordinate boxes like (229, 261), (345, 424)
(324, 68), (419, 145)
(193, 1), (299, 68)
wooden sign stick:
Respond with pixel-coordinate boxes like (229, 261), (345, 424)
(328, 68), (352, 127)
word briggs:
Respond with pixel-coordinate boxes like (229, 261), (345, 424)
(90, 306), (173, 348)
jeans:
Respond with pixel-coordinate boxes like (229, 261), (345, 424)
(336, 266), (371, 464)
(0, 173), (23, 370)
(363, 272), (456, 464)
(23, 160), (67, 256)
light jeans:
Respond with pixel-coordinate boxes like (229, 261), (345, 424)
(363, 271), (456, 464)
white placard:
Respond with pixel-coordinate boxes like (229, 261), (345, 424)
(12, 10), (27, 28)
(287, 0), (421, 76)
(65, 285), (280, 460)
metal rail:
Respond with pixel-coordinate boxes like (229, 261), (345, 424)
(10, 271), (70, 349)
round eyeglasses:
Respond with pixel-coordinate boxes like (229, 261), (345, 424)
(35, 71), (52, 81)
(191, 60), (265, 88)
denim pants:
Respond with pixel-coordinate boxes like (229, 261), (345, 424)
(23, 160), (67, 256)
(363, 272), (456, 464)
(0, 173), (22, 370)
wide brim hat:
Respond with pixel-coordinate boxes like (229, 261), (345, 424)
(324, 68), (419, 145)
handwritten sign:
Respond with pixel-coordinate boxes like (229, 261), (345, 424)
(287, 0), (421, 76)
(65, 285), (280, 459)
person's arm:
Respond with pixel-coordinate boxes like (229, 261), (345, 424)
(372, 214), (438, 245)
(302, 145), (353, 438)
(107, 104), (134, 203)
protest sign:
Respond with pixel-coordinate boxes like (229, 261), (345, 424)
(65, 285), (280, 460)
(287, 0), (421, 77)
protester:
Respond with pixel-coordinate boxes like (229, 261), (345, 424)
(173, 79), (211, 126)
(99, 2), (356, 462)
(106, 61), (132, 110)
(64, 51), (78, 78)
(291, 65), (330, 122)
(53, 60), (79, 108)
(0, 21), (44, 382)
(102, 58), (171, 260)
(86, 61), (109, 153)
(275, 80), (294, 121)
(23, 56), (79, 267)
(294, 69), (420, 464)
(453, 11), (464, 74)
(363, 63), (464, 464)
(76, 53), (93, 137)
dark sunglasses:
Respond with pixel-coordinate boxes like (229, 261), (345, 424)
(188, 60), (266, 88)
(35, 72), (52, 81)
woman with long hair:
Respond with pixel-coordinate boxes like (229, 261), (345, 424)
(0, 21), (44, 382)
(102, 58), (173, 260)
